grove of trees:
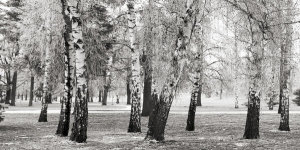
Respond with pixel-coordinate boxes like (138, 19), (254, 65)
(1, 0), (300, 143)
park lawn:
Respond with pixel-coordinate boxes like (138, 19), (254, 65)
(0, 112), (299, 150)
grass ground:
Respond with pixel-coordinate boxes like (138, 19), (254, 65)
(1, 112), (300, 150)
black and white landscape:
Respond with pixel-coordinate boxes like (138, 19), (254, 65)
(1, 0), (300, 149)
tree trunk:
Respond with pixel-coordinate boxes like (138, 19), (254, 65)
(56, 0), (75, 137)
(269, 93), (274, 110)
(5, 86), (11, 105)
(278, 89), (282, 114)
(38, 19), (52, 122)
(86, 90), (89, 102)
(126, 71), (131, 105)
(234, 91), (239, 109)
(10, 71), (17, 106)
(196, 85), (202, 106)
(186, 29), (203, 131)
(69, 0), (88, 143)
(102, 86), (108, 105)
(5, 70), (11, 105)
(29, 75), (34, 106)
(145, 90), (159, 139)
(25, 90), (27, 100)
(279, 88), (290, 131)
(186, 81), (200, 131)
(116, 95), (119, 104)
(98, 89), (102, 102)
(278, 50), (283, 114)
(233, 23), (239, 109)
(145, 0), (198, 141)
(279, 11), (292, 131)
(47, 93), (52, 104)
(102, 55), (112, 106)
(127, 1), (142, 133)
(196, 35), (204, 107)
(141, 70), (152, 116)
(38, 51), (51, 122)
(269, 53), (276, 110)
(243, 27), (263, 140)
(243, 89), (260, 139)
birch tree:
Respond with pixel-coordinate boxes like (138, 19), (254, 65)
(145, 0), (199, 141)
(69, 0), (88, 143)
(56, 0), (75, 136)
(279, 0), (293, 131)
(224, 0), (266, 139)
(127, 0), (142, 133)
(102, 55), (112, 106)
(186, 2), (206, 130)
(38, 26), (51, 122)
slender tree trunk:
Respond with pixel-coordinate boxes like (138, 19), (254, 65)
(10, 71), (17, 106)
(269, 50), (276, 110)
(69, 0), (88, 143)
(102, 55), (112, 106)
(243, 30), (263, 140)
(5, 70), (11, 104)
(234, 84), (239, 109)
(196, 85), (202, 106)
(38, 35), (51, 122)
(127, 70), (131, 105)
(25, 90), (27, 100)
(278, 85), (282, 113)
(196, 37), (204, 107)
(127, 1), (142, 133)
(116, 95), (119, 104)
(145, 0), (198, 141)
(86, 90), (89, 102)
(38, 13), (53, 122)
(98, 89), (101, 102)
(279, 67), (290, 131)
(186, 73), (201, 131)
(186, 27), (203, 131)
(279, 3), (292, 130)
(47, 93), (52, 104)
(102, 86), (108, 105)
(5, 86), (11, 104)
(234, 24), (239, 109)
(57, 0), (75, 137)
(29, 75), (34, 106)
(278, 50), (283, 113)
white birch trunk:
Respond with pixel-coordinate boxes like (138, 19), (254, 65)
(127, 0), (142, 133)
(38, 30), (51, 122)
(69, 0), (88, 143)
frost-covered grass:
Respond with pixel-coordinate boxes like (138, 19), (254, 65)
(1, 112), (300, 149)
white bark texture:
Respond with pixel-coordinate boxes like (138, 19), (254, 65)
(127, 0), (142, 132)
